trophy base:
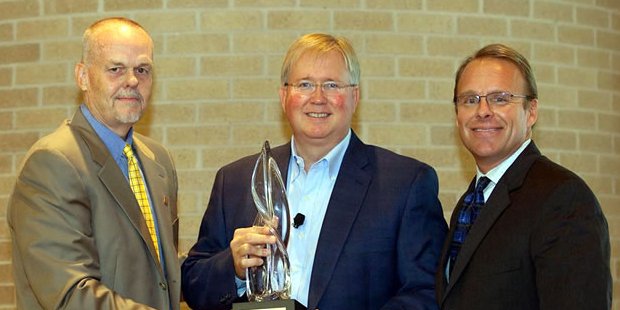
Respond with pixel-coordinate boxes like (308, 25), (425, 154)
(233, 299), (306, 310)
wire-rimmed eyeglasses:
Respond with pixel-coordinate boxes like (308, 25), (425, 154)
(284, 80), (357, 96)
(455, 91), (534, 108)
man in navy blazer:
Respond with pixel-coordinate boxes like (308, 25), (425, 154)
(435, 44), (611, 309)
(182, 33), (447, 310)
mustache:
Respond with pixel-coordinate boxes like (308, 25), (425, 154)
(115, 90), (143, 101)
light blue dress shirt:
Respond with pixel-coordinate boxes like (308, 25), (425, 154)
(285, 130), (351, 306)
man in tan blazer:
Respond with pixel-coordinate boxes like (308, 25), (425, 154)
(7, 17), (180, 309)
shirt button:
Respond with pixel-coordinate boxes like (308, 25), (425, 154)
(159, 282), (167, 290)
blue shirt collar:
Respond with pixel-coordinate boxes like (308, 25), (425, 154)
(289, 129), (351, 180)
(80, 104), (134, 161)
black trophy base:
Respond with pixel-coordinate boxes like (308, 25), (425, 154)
(233, 299), (306, 310)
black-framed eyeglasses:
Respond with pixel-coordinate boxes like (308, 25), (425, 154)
(284, 80), (357, 96)
(455, 91), (534, 108)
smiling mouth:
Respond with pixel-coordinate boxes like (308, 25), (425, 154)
(307, 112), (329, 118)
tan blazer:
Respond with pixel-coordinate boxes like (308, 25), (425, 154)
(8, 108), (180, 309)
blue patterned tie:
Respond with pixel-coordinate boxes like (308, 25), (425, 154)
(448, 176), (491, 275)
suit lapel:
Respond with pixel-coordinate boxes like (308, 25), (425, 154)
(307, 133), (372, 309)
(441, 142), (543, 302)
(70, 110), (164, 271)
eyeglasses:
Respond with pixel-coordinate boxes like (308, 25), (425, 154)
(455, 91), (533, 108)
(284, 80), (357, 96)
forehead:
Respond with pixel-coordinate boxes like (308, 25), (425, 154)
(288, 50), (348, 80)
(89, 24), (153, 63)
(457, 58), (525, 92)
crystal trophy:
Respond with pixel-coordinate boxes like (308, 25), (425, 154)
(247, 141), (291, 301)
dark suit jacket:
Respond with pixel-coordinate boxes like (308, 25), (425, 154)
(435, 142), (611, 309)
(182, 132), (447, 310)
(8, 108), (180, 309)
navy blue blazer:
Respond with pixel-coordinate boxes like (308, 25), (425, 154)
(435, 142), (611, 309)
(182, 132), (447, 310)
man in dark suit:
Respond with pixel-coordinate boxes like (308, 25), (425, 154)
(182, 33), (448, 310)
(8, 17), (180, 309)
(435, 43), (611, 309)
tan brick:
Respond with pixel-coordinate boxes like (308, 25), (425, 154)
(401, 147), (462, 169)
(0, 23), (13, 42)
(232, 124), (289, 145)
(430, 125), (458, 146)
(299, 0), (360, 8)
(0, 284), (14, 307)
(168, 0), (227, 8)
(334, 11), (393, 31)
(104, 0), (163, 11)
(16, 63), (69, 85)
(42, 86), (80, 106)
(534, 107), (557, 128)
(457, 16), (508, 37)
(366, 34), (423, 55)
(166, 79), (229, 100)
(0, 88), (38, 109)
(233, 33), (297, 53)
(136, 12), (198, 33)
(558, 67), (597, 88)
(354, 101), (396, 122)
(558, 153), (598, 175)
(42, 40), (81, 62)
(360, 56), (395, 77)
(166, 33), (230, 54)
(428, 80), (455, 102)
(232, 78), (280, 99)
(148, 103), (196, 124)
(598, 71), (620, 91)
(17, 18), (69, 40)
(578, 90), (612, 111)
(599, 114), (620, 133)
(583, 175), (613, 196)
(539, 86), (578, 107)
(596, 0), (620, 12)
(239, 0), (296, 6)
(44, 0), (97, 14)
(170, 148), (198, 170)
(600, 155), (620, 176)
(366, 79), (425, 100)
(580, 132), (613, 153)
(535, 129), (577, 151)
(0, 68), (11, 87)
(531, 63), (555, 84)
(201, 10), (263, 31)
(199, 102), (264, 123)
(268, 10), (331, 30)
(0, 263), (13, 284)
(576, 7), (610, 28)
(0, 44), (40, 65)
(177, 170), (216, 192)
(15, 108), (68, 130)
(577, 48), (611, 69)
(201, 56), (264, 76)
(399, 58), (454, 78)
(534, 2), (574, 23)
(177, 191), (200, 215)
(427, 0), (478, 13)
(511, 20), (555, 41)
(557, 110), (596, 130)
(597, 30), (620, 51)
(427, 37), (480, 57)
(0, 154), (11, 174)
(558, 25), (595, 46)
(156, 57), (197, 78)
(367, 0), (421, 9)
(366, 124), (427, 146)
(201, 146), (258, 170)
(484, 0), (529, 16)
(533, 43), (575, 65)
(401, 102), (453, 123)
(397, 13), (453, 33)
(167, 125), (230, 146)
(0, 0), (39, 20)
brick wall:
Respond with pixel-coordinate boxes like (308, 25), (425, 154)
(1, 0), (619, 309)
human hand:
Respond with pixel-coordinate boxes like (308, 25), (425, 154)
(230, 225), (276, 279)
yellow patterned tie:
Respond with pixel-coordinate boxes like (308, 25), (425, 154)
(123, 144), (160, 261)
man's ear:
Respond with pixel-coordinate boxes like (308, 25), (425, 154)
(74, 63), (88, 91)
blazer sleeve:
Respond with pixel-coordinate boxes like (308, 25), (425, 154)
(8, 148), (156, 309)
(181, 167), (243, 310)
(382, 164), (448, 310)
(532, 176), (611, 309)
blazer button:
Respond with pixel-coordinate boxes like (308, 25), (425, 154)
(159, 282), (167, 290)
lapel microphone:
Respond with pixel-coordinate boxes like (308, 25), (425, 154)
(293, 213), (305, 228)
